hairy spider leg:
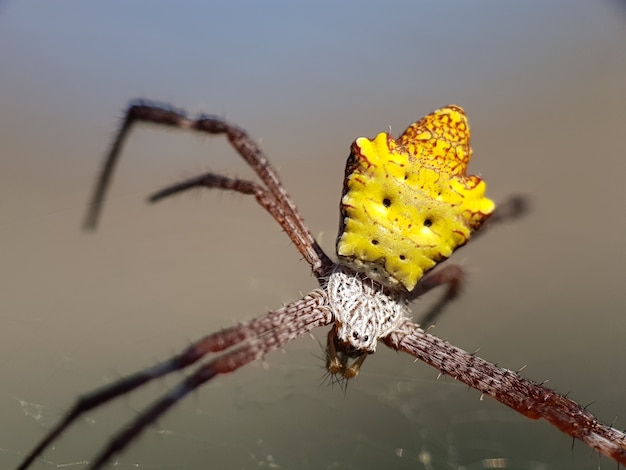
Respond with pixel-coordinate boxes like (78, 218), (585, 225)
(83, 101), (333, 278)
(472, 194), (529, 238)
(17, 291), (332, 470)
(383, 320), (626, 465)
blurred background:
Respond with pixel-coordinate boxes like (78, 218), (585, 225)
(1, 1), (625, 469)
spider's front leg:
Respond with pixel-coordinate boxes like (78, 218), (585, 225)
(84, 100), (333, 279)
(16, 290), (334, 470)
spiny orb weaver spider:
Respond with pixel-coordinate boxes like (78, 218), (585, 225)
(18, 103), (626, 469)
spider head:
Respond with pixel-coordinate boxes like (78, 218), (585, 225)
(335, 318), (378, 353)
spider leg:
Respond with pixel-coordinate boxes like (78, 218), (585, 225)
(475, 194), (529, 237)
(84, 100), (333, 278)
(410, 264), (464, 326)
(148, 173), (261, 203)
(17, 290), (332, 470)
(383, 320), (626, 465)
(89, 291), (332, 469)
(148, 172), (329, 278)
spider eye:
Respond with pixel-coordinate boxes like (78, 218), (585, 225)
(363, 335), (369, 342)
(352, 331), (359, 339)
(424, 218), (433, 227)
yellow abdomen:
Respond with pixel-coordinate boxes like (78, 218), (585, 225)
(336, 105), (495, 292)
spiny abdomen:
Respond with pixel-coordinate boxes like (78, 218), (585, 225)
(336, 105), (495, 292)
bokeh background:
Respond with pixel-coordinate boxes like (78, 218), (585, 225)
(2, 2), (626, 469)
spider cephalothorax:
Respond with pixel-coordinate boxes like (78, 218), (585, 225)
(17, 102), (626, 470)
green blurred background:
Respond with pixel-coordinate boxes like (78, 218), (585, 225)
(1, 2), (625, 469)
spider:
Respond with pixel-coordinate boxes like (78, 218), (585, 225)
(18, 103), (626, 469)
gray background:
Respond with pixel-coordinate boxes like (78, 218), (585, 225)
(1, 2), (625, 469)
